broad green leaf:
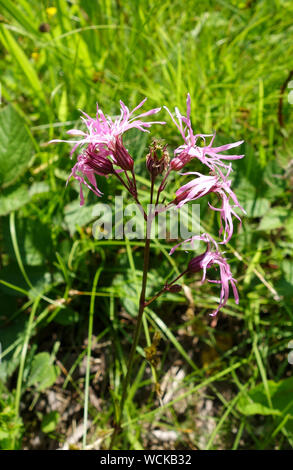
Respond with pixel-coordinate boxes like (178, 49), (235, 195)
(64, 198), (97, 235)
(57, 88), (68, 122)
(241, 198), (270, 218)
(0, 263), (63, 298)
(285, 213), (293, 241)
(0, 185), (31, 216)
(0, 106), (34, 188)
(3, 217), (53, 266)
(27, 352), (59, 391)
(238, 377), (293, 418)
(41, 411), (60, 434)
(282, 260), (293, 284)
(258, 207), (289, 231)
(0, 315), (27, 382)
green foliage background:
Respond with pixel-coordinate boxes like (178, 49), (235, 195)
(0, 0), (292, 450)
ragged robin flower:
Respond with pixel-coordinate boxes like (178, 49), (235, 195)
(165, 93), (244, 173)
(51, 98), (165, 204)
(187, 248), (239, 316)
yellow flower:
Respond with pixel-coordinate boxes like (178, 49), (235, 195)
(46, 6), (57, 18)
(31, 52), (40, 62)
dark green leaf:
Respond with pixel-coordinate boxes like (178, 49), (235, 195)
(0, 106), (34, 188)
(41, 411), (60, 434)
(27, 352), (59, 391)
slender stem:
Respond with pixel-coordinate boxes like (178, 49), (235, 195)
(15, 297), (40, 417)
(124, 170), (134, 193)
(144, 270), (187, 307)
(131, 168), (138, 195)
(109, 178), (155, 449)
(13, 296), (40, 448)
(114, 170), (131, 193)
(155, 168), (171, 208)
(83, 267), (103, 449)
(114, 170), (147, 221)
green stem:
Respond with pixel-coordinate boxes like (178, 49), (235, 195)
(109, 178), (155, 449)
(114, 170), (147, 221)
(144, 270), (187, 307)
(82, 266), (103, 449)
(14, 296), (41, 447)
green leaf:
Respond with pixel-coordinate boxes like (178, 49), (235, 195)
(3, 217), (53, 266)
(41, 411), (60, 434)
(241, 198), (270, 218)
(0, 0), (37, 35)
(26, 352), (59, 391)
(0, 315), (27, 382)
(235, 178), (270, 217)
(282, 259), (293, 284)
(0, 185), (31, 216)
(64, 198), (96, 235)
(257, 207), (289, 231)
(0, 106), (34, 188)
(0, 263), (63, 298)
(57, 88), (68, 122)
(238, 377), (293, 418)
(285, 213), (293, 241)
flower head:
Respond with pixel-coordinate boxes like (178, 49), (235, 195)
(173, 172), (219, 207)
(169, 232), (218, 256)
(188, 249), (239, 316)
(51, 98), (165, 156)
(165, 94), (244, 173)
(51, 98), (165, 204)
(172, 167), (246, 243)
(112, 138), (134, 171)
(67, 144), (114, 205)
(146, 140), (170, 178)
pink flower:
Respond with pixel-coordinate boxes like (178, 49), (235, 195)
(208, 189), (243, 244)
(67, 144), (114, 205)
(169, 233), (218, 256)
(51, 98), (165, 156)
(112, 138), (134, 170)
(172, 167), (246, 243)
(188, 249), (239, 316)
(51, 98), (165, 204)
(165, 94), (244, 172)
(173, 172), (219, 207)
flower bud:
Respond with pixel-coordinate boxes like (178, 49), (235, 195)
(146, 140), (169, 178)
(187, 252), (206, 273)
(165, 284), (182, 293)
(113, 138), (134, 170)
(170, 150), (192, 171)
(86, 144), (114, 175)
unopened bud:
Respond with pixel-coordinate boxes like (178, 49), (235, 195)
(146, 140), (169, 178)
(113, 138), (134, 171)
(166, 284), (182, 293)
(170, 150), (192, 171)
(86, 144), (114, 175)
(187, 253), (206, 273)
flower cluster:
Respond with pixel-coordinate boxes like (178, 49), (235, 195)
(52, 95), (245, 316)
(165, 94), (245, 315)
(51, 98), (165, 204)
